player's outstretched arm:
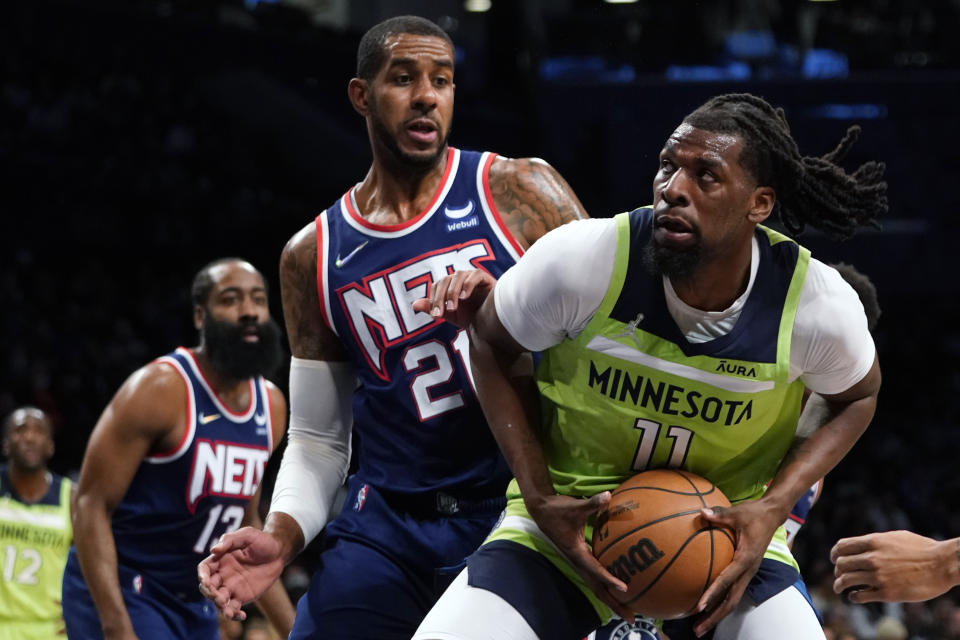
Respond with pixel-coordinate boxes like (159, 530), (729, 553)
(470, 293), (634, 623)
(694, 355), (881, 636)
(488, 156), (589, 250)
(200, 223), (353, 618)
(230, 386), (296, 634)
(831, 531), (960, 603)
(73, 363), (184, 640)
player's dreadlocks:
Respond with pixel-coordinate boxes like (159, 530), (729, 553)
(683, 93), (888, 240)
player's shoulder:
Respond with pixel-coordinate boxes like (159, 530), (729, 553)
(487, 154), (559, 184)
(794, 257), (868, 335)
(113, 357), (189, 417)
(280, 219), (319, 276)
(282, 219), (317, 258)
(801, 257), (859, 303)
(527, 217), (615, 253)
(263, 378), (286, 408)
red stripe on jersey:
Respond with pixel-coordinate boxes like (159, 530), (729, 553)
(481, 153), (525, 257)
(344, 147), (456, 231)
(315, 213), (334, 331)
(149, 359), (194, 460)
(263, 380), (274, 452)
(788, 513), (806, 524)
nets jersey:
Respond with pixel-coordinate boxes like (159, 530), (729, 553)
(109, 347), (273, 598)
(317, 147), (521, 496)
(0, 466), (71, 637)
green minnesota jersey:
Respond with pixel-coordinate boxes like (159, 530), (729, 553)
(487, 207), (811, 620)
(0, 466), (72, 639)
(538, 210), (808, 505)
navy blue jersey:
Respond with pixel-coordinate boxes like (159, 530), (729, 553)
(317, 148), (520, 497)
(109, 348), (273, 597)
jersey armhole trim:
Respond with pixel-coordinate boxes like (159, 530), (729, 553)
(262, 378), (275, 452)
(315, 212), (337, 335)
(479, 152), (525, 261)
(146, 357), (197, 463)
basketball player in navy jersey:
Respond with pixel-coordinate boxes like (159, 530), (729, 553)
(64, 259), (295, 639)
(197, 15), (588, 639)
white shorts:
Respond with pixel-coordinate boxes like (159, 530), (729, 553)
(413, 567), (825, 640)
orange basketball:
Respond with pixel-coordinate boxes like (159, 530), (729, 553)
(591, 469), (735, 619)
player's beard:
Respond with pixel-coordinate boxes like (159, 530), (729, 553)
(369, 95), (449, 170)
(202, 317), (283, 380)
(641, 234), (704, 282)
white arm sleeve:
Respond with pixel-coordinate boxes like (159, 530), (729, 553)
(269, 357), (354, 547)
(494, 219), (617, 351)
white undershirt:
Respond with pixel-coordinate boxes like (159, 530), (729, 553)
(494, 218), (875, 395)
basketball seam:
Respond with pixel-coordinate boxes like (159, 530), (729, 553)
(674, 469), (719, 605)
(595, 508), (704, 558)
(623, 527), (716, 610)
(613, 485), (718, 497)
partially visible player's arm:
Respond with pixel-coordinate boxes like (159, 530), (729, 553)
(244, 384), (295, 636)
(73, 364), (185, 640)
(831, 531), (960, 602)
(415, 160), (589, 324)
(471, 294), (633, 622)
(267, 223), (352, 558)
(467, 224), (635, 620)
(695, 269), (882, 635)
(199, 223), (353, 621)
(488, 156), (589, 250)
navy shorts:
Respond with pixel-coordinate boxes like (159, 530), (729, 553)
(658, 558), (818, 640)
(62, 548), (218, 640)
(290, 476), (505, 640)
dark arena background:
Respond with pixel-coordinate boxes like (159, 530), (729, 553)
(3, 1), (960, 637)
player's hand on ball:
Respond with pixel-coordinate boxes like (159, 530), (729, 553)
(527, 492), (636, 622)
(412, 269), (496, 328)
(692, 501), (782, 637)
(197, 526), (285, 621)
(831, 531), (960, 603)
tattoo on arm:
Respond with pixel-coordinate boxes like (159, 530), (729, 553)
(279, 228), (346, 361)
(489, 158), (588, 249)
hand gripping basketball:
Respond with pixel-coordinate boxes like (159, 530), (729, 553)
(592, 469), (735, 620)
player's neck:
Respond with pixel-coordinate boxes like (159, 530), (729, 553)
(670, 243), (753, 312)
(9, 465), (50, 503)
(189, 348), (253, 413)
(354, 148), (450, 224)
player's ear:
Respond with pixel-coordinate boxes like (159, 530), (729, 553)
(193, 305), (206, 331)
(348, 78), (370, 116)
(748, 186), (775, 224)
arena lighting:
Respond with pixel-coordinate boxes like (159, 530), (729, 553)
(605, 0), (639, 3)
(464, 0), (491, 12)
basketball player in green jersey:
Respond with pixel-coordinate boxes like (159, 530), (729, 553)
(0, 407), (72, 639)
(412, 94), (888, 640)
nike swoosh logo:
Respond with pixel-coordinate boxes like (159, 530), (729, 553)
(335, 241), (369, 268)
(254, 413), (267, 426)
(199, 412), (220, 425)
(443, 201), (474, 219)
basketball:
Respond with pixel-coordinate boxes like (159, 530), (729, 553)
(592, 469), (735, 619)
